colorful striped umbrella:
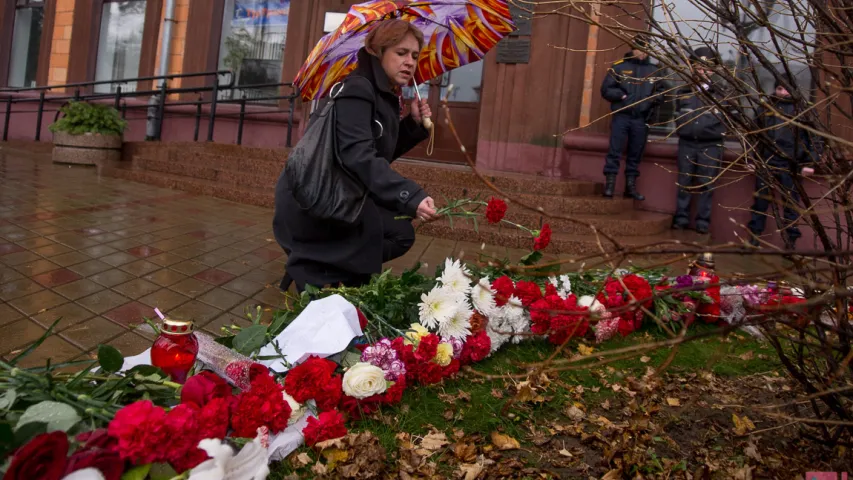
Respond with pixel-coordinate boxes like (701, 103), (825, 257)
(294, 0), (517, 101)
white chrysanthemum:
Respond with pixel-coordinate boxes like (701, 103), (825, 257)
(471, 276), (497, 316)
(438, 258), (472, 295)
(486, 322), (510, 354)
(500, 295), (525, 323)
(578, 295), (605, 312)
(438, 303), (473, 340)
(559, 275), (572, 293)
(418, 286), (460, 329)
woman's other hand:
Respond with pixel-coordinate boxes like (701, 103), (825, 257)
(416, 196), (438, 222)
(410, 99), (432, 125)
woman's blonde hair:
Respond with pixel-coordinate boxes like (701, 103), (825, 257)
(365, 19), (425, 56)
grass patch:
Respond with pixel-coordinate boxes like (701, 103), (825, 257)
(269, 323), (782, 477)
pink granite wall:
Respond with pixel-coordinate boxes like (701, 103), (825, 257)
(560, 132), (847, 250)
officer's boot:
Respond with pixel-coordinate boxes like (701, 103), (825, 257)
(624, 176), (645, 201)
(603, 174), (616, 198)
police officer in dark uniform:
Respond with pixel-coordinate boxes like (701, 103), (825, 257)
(747, 80), (817, 249)
(672, 46), (732, 234)
(600, 34), (665, 200)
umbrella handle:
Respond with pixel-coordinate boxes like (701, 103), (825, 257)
(423, 116), (434, 130)
(413, 80), (435, 155)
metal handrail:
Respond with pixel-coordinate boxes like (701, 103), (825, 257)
(0, 71), (299, 147)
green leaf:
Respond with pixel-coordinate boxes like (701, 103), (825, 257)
(13, 422), (46, 447)
(126, 364), (166, 378)
(340, 350), (363, 368)
(520, 250), (543, 266)
(0, 423), (14, 457)
(97, 344), (124, 373)
(233, 324), (268, 354)
(149, 462), (178, 480)
(121, 464), (152, 480)
(16, 401), (81, 433)
(8, 319), (61, 366)
(0, 390), (16, 411)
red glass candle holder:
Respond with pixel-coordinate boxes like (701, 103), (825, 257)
(151, 318), (198, 384)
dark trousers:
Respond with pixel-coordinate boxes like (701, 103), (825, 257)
(673, 140), (723, 230)
(280, 206), (415, 293)
(747, 169), (802, 243)
(604, 114), (649, 177)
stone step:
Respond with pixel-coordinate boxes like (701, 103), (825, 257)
(110, 169), (275, 208)
(423, 182), (634, 215)
(393, 159), (601, 197)
(416, 217), (708, 256)
(133, 157), (279, 190)
(494, 209), (673, 237)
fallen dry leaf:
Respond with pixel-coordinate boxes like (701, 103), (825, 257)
(558, 449), (572, 457)
(515, 381), (545, 403)
(666, 397), (681, 407)
(295, 452), (312, 466)
(311, 462), (328, 476)
(600, 400), (611, 410)
(611, 384), (622, 392)
(578, 344), (594, 356)
(565, 405), (585, 422)
(739, 351), (755, 361)
(640, 356), (651, 363)
(454, 443), (478, 463)
(490, 431), (520, 450)
(458, 459), (484, 480)
(490, 389), (504, 399)
(744, 441), (762, 462)
(601, 469), (622, 479)
(732, 414), (756, 436)
(421, 432), (449, 451)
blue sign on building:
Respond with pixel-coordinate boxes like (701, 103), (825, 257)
(232, 0), (290, 27)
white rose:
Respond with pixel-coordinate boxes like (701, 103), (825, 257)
(578, 295), (605, 312)
(342, 363), (388, 399)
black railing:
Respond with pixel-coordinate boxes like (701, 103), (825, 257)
(0, 71), (299, 147)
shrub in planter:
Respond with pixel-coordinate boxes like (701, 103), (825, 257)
(49, 101), (128, 166)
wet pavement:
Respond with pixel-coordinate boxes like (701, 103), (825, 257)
(0, 150), (533, 368)
(0, 148), (778, 369)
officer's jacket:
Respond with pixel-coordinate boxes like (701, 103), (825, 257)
(600, 52), (665, 118)
(754, 96), (817, 168)
(674, 83), (732, 142)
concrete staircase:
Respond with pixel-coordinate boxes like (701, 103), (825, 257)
(110, 143), (705, 255)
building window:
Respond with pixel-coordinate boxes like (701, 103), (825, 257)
(8, 0), (45, 88)
(648, 0), (814, 133)
(94, 0), (147, 93)
(217, 0), (289, 102)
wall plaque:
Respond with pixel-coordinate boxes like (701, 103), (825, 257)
(509, 4), (532, 36)
(496, 38), (531, 64)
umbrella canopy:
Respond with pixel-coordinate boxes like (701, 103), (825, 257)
(295, 0), (516, 101)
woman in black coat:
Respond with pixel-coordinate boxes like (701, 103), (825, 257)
(274, 19), (438, 292)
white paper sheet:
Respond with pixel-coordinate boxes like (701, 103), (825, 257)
(257, 294), (363, 372)
(267, 411), (312, 463)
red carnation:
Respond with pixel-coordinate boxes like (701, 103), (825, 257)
(231, 373), (292, 438)
(164, 404), (210, 473)
(529, 298), (552, 335)
(315, 375), (343, 412)
(108, 400), (170, 465)
(514, 281), (543, 307)
(617, 317), (636, 336)
(414, 334), (439, 362)
(491, 276), (515, 307)
(622, 274), (654, 308)
(545, 282), (558, 297)
(4, 432), (68, 480)
(534, 224), (552, 251)
(181, 371), (233, 408)
(460, 331), (491, 365)
(284, 356), (338, 403)
(303, 411), (348, 447)
(196, 397), (231, 441)
(485, 197), (508, 224)
(413, 361), (445, 385)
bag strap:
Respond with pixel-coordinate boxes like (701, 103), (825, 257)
(331, 77), (382, 139)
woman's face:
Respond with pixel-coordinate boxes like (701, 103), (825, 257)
(381, 33), (420, 86)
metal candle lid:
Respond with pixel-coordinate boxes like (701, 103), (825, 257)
(161, 318), (194, 335)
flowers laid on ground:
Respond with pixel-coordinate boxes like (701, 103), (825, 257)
(1, 246), (813, 480)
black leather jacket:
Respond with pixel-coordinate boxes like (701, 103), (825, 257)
(674, 84), (732, 142)
(755, 95), (817, 168)
(600, 52), (665, 118)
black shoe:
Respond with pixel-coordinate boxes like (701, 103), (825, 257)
(671, 222), (687, 230)
(747, 237), (760, 248)
(603, 174), (616, 198)
(695, 225), (709, 234)
(623, 176), (645, 201)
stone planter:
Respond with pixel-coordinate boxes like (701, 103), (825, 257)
(52, 131), (122, 166)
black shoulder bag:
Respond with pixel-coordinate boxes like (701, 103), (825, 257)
(284, 79), (377, 225)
